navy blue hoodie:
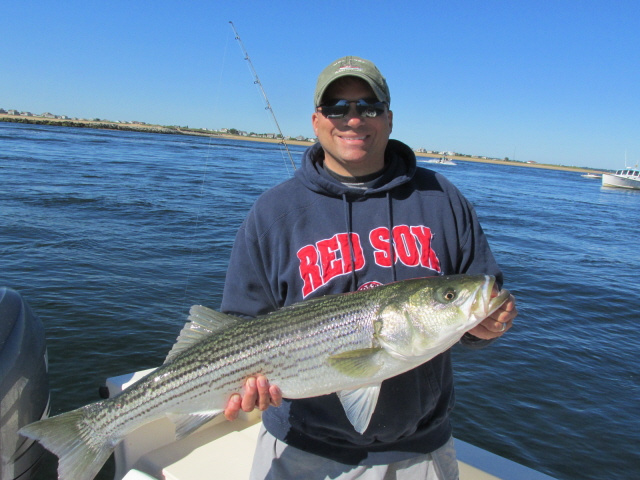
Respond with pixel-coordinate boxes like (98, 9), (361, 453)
(221, 139), (502, 465)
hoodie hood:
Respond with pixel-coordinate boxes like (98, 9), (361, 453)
(294, 139), (419, 288)
(294, 139), (418, 198)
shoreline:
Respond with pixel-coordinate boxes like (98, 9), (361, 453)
(1, 115), (604, 174)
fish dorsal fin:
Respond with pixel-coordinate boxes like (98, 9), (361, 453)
(337, 384), (382, 434)
(167, 410), (223, 439)
(187, 305), (237, 333)
(164, 306), (237, 364)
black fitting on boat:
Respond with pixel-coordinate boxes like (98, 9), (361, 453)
(98, 385), (110, 399)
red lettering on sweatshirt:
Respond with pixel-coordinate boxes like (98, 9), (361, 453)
(337, 232), (364, 273)
(317, 236), (342, 284)
(298, 227), (440, 297)
(410, 225), (441, 272)
(298, 233), (364, 297)
(370, 227), (392, 266)
(297, 245), (322, 297)
(393, 225), (419, 266)
(370, 225), (441, 272)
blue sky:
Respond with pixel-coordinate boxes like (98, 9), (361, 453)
(2, 1), (638, 170)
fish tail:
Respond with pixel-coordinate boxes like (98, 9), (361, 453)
(19, 406), (114, 480)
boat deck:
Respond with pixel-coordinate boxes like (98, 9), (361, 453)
(117, 413), (554, 480)
(110, 371), (555, 480)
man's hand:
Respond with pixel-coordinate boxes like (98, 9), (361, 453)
(224, 375), (283, 421)
(467, 293), (517, 340)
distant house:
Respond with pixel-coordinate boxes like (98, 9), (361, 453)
(41, 112), (56, 119)
(8, 110), (19, 115)
(0, 108), (6, 114)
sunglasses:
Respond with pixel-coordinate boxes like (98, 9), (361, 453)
(317, 99), (388, 119)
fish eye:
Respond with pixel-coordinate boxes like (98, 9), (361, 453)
(441, 288), (457, 302)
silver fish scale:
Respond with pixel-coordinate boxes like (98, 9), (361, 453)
(86, 287), (389, 442)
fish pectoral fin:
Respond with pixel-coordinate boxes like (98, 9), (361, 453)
(327, 348), (384, 378)
(337, 384), (382, 434)
(376, 334), (437, 361)
(164, 306), (239, 364)
(168, 410), (223, 439)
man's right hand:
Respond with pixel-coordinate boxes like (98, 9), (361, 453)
(224, 375), (283, 421)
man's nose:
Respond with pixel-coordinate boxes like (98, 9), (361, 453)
(344, 104), (364, 125)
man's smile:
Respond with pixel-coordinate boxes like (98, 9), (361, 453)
(337, 134), (368, 142)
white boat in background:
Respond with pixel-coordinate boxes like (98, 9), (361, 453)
(425, 157), (457, 166)
(580, 173), (601, 179)
(109, 370), (557, 480)
(601, 168), (640, 190)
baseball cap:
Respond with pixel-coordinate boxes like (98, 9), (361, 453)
(314, 56), (390, 107)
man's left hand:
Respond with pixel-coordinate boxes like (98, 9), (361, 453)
(467, 293), (517, 340)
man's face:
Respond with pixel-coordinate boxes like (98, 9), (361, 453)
(312, 78), (393, 177)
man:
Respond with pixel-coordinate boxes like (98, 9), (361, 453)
(221, 56), (517, 479)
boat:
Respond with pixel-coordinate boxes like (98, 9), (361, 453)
(601, 167), (640, 190)
(107, 369), (557, 480)
(580, 173), (601, 179)
(424, 157), (457, 166)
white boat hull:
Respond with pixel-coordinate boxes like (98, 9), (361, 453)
(602, 170), (640, 190)
(423, 158), (457, 166)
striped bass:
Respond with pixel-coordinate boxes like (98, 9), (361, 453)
(20, 274), (509, 480)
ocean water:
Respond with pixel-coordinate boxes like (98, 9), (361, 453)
(1, 122), (638, 479)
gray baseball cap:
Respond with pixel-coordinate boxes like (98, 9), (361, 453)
(314, 56), (390, 107)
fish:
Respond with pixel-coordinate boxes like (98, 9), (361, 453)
(19, 274), (509, 480)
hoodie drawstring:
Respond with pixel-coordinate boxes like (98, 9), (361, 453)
(386, 192), (397, 282)
(342, 192), (397, 290)
(342, 193), (358, 292)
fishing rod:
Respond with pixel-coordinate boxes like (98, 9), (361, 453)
(229, 21), (296, 171)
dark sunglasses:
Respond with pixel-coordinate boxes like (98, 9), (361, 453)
(317, 99), (388, 119)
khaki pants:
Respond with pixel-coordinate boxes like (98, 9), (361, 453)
(249, 426), (459, 480)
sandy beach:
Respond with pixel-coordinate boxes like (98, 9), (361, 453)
(1, 114), (604, 174)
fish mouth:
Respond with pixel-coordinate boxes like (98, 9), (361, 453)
(471, 275), (510, 321)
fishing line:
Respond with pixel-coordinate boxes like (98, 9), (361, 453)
(229, 21), (296, 174)
(181, 29), (232, 305)
(182, 22), (297, 308)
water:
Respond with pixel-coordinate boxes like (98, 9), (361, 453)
(1, 122), (638, 479)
